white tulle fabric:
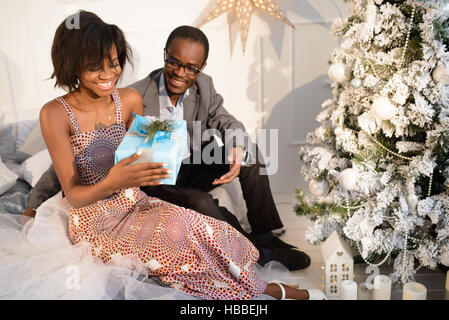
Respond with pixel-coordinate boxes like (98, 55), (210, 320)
(0, 193), (295, 300)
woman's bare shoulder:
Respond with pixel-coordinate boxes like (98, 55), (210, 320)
(39, 97), (70, 131)
(117, 87), (142, 105)
(117, 87), (143, 117)
(40, 98), (66, 119)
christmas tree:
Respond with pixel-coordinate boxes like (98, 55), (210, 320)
(295, 0), (449, 283)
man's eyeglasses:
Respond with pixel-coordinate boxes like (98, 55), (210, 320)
(164, 51), (203, 76)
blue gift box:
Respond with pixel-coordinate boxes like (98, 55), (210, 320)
(114, 113), (189, 185)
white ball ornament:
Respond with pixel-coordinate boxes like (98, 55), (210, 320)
(309, 179), (330, 197)
(328, 62), (348, 83)
(432, 65), (449, 84)
(371, 96), (396, 121)
(338, 168), (359, 191)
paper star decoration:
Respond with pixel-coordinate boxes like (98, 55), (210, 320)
(197, 0), (294, 53)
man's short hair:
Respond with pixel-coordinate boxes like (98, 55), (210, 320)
(165, 25), (209, 65)
(51, 10), (132, 91)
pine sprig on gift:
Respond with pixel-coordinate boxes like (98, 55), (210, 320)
(143, 120), (174, 140)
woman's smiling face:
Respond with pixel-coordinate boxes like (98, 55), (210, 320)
(78, 44), (121, 97)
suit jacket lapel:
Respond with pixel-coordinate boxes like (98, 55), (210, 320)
(142, 70), (162, 117)
(183, 83), (199, 136)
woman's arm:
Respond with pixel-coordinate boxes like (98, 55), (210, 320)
(40, 93), (168, 209)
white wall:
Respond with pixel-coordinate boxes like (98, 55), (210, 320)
(0, 0), (347, 194)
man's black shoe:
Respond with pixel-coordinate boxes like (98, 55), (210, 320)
(271, 248), (311, 271)
(271, 236), (297, 249)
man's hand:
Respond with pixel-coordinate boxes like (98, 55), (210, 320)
(212, 147), (244, 185)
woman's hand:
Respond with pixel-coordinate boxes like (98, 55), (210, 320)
(104, 152), (171, 190)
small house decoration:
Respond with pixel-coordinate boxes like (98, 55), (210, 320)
(321, 231), (354, 297)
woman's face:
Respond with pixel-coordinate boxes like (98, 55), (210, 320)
(78, 44), (121, 97)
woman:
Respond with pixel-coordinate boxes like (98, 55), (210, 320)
(37, 10), (325, 300)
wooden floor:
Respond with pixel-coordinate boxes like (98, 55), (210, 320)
(272, 193), (449, 300)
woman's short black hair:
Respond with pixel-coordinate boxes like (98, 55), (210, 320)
(51, 10), (132, 91)
(165, 25), (209, 65)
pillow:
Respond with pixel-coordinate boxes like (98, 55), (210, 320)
(0, 123), (18, 162)
(26, 191), (72, 248)
(13, 148), (52, 187)
(14, 121), (46, 163)
(0, 179), (31, 214)
(15, 119), (39, 150)
(0, 157), (18, 195)
(0, 119), (39, 163)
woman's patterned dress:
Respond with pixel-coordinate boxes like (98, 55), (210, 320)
(57, 89), (266, 300)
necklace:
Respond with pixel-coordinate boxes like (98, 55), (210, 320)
(72, 92), (115, 122)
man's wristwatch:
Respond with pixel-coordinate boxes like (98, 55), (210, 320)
(241, 149), (252, 166)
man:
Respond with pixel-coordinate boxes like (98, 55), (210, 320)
(24, 25), (310, 271)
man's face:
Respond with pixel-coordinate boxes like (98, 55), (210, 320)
(163, 37), (206, 97)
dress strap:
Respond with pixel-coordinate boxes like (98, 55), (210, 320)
(111, 88), (124, 124)
(56, 96), (82, 135)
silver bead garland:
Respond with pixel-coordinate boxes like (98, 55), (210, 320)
(367, 133), (414, 161)
(346, 192), (394, 267)
(356, 240), (394, 267)
(400, 5), (416, 67)
(358, 4), (415, 82)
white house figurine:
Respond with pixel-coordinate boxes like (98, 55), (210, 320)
(321, 231), (354, 297)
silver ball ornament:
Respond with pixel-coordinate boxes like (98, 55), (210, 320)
(351, 78), (363, 89)
(309, 179), (330, 197)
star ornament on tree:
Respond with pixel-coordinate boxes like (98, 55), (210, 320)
(197, 0), (294, 53)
